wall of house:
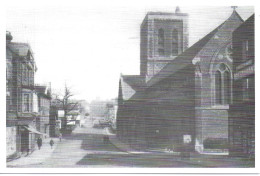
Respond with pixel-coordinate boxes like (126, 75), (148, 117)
(39, 97), (51, 134)
(6, 127), (17, 157)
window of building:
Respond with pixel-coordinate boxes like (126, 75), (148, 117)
(158, 49), (165, 56)
(27, 69), (30, 85)
(243, 78), (254, 101)
(242, 40), (249, 61)
(158, 28), (164, 46)
(248, 77), (254, 101)
(22, 65), (29, 84)
(215, 71), (222, 104)
(27, 51), (31, 60)
(224, 71), (231, 104)
(158, 28), (165, 56)
(244, 78), (249, 100)
(29, 70), (33, 85)
(172, 29), (179, 56)
(215, 63), (231, 105)
(24, 94), (30, 112)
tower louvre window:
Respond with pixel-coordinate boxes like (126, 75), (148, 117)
(172, 29), (179, 56)
(158, 28), (165, 56)
(158, 28), (164, 46)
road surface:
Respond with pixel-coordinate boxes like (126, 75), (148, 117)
(10, 122), (205, 168)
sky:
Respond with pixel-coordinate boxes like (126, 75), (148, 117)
(6, 3), (254, 102)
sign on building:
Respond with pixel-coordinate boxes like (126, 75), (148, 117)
(183, 135), (192, 144)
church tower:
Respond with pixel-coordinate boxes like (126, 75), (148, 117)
(140, 7), (189, 81)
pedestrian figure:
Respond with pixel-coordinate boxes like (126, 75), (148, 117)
(50, 139), (54, 149)
(37, 137), (42, 150)
(103, 135), (109, 144)
(59, 133), (62, 142)
(27, 148), (30, 156)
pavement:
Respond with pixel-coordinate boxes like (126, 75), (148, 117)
(7, 137), (59, 167)
(7, 125), (129, 168)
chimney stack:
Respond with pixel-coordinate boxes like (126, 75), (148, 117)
(175, 6), (181, 13)
(6, 31), (13, 43)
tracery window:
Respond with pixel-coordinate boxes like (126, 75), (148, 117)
(215, 71), (222, 104)
(215, 64), (231, 105)
(224, 71), (231, 104)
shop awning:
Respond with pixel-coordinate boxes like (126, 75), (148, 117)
(23, 126), (46, 136)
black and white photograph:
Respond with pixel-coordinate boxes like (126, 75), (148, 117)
(2, 0), (257, 173)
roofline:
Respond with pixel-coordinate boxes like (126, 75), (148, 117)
(234, 13), (254, 33)
(141, 11), (188, 28)
(232, 10), (244, 23)
(7, 43), (35, 59)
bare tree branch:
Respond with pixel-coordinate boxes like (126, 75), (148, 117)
(53, 83), (79, 129)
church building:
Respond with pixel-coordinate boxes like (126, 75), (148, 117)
(117, 7), (249, 154)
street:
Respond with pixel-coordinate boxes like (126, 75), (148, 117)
(7, 122), (205, 168)
(7, 119), (254, 168)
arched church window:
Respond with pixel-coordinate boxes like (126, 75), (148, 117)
(215, 70), (222, 104)
(215, 63), (231, 105)
(172, 29), (179, 56)
(158, 28), (165, 56)
(224, 71), (231, 104)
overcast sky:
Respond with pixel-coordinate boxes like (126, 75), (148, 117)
(6, 4), (254, 102)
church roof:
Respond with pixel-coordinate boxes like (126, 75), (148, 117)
(121, 75), (144, 91)
(120, 75), (144, 101)
(235, 13), (254, 32)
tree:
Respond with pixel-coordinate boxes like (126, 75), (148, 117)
(55, 84), (78, 129)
